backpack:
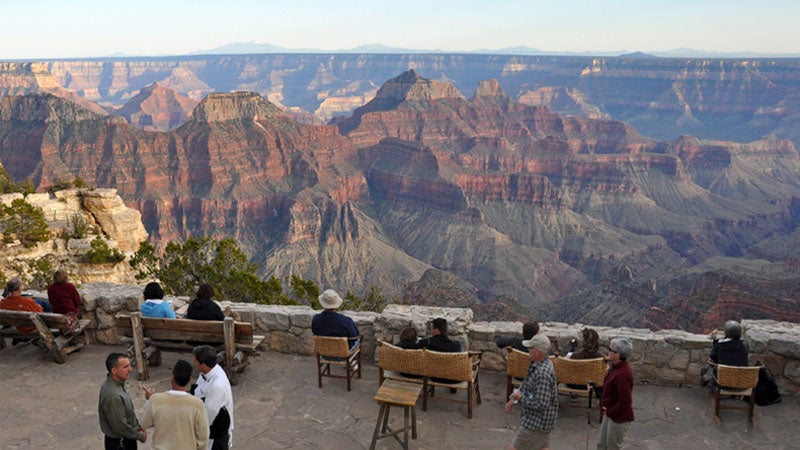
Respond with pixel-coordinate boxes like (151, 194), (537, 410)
(754, 364), (781, 406)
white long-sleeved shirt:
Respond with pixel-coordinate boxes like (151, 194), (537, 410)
(195, 364), (234, 449)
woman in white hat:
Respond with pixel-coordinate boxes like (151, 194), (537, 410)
(311, 289), (360, 349)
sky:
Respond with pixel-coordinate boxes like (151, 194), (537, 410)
(2, 0), (799, 59)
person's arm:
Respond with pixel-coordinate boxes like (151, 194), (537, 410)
(70, 285), (82, 310)
(495, 336), (514, 348)
(195, 404), (210, 450)
(139, 398), (153, 430)
(105, 394), (146, 442)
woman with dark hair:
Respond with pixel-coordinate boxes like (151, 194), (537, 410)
(570, 328), (602, 360)
(47, 269), (81, 317)
(186, 284), (224, 321)
(140, 282), (176, 318)
(396, 327), (423, 349)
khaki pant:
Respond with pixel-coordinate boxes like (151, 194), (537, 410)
(597, 418), (630, 450)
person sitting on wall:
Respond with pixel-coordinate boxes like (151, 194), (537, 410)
(419, 317), (462, 385)
(47, 269), (81, 317)
(1, 278), (43, 337)
(495, 321), (540, 353)
(311, 289), (360, 349)
(186, 284), (225, 321)
(140, 282), (176, 319)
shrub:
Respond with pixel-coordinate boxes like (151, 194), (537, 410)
(69, 213), (89, 239)
(84, 236), (125, 265)
(0, 199), (49, 247)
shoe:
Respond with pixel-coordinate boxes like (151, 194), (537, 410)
(569, 393), (579, 403)
(449, 387), (458, 394)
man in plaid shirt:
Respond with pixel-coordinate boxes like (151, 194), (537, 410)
(506, 333), (558, 449)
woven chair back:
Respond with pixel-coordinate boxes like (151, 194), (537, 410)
(424, 350), (472, 382)
(507, 348), (530, 379)
(377, 341), (423, 373)
(553, 357), (608, 386)
(717, 364), (759, 389)
(314, 336), (351, 358)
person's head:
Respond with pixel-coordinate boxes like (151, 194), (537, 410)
(3, 278), (22, 297)
(724, 320), (742, 340)
(581, 328), (600, 353)
(195, 284), (214, 300)
(429, 318), (448, 336)
(522, 321), (540, 340)
(192, 345), (217, 373)
(399, 327), (418, 343)
(318, 289), (343, 310)
(171, 359), (193, 389)
(608, 338), (633, 364)
(143, 282), (164, 300)
(53, 270), (69, 284)
(522, 334), (551, 361)
(105, 353), (133, 381)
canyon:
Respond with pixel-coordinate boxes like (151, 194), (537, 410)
(0, 57), (799, 330)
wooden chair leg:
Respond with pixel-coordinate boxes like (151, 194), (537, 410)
(506, 376), (512, 400)
(422, 381), (429, 411)
(749, 394), (755, 426)
(467, 382), (473, 419)
(712, 389), (721, 426)
(316, 355), (323, 388)
(476, 376), (482, 404)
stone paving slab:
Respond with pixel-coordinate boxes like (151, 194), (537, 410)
(1, 342), (798, 449)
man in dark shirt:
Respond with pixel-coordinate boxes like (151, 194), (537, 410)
(311, 289), (360, 349)
(186, 284), (225, 321)
(420, 317), (461, 384)
(495, 321), (539, 353)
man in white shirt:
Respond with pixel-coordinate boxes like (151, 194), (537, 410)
(193, 345), (234, 450)
(141, 359), (209, 450)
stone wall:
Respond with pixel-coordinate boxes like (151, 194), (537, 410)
(54, 283), (800, 395)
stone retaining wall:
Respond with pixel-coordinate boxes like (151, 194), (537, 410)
(44, 283), (800, 395)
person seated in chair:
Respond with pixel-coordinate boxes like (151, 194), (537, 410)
(495, 321), (539, 353)
(395, 326), (423, 378)
(311, 289), (360, 350)
(47, 269), (81, 317)
(565, 328), (603, 391)
(705, 320), (749, 389)
(419, 317), (462, 385)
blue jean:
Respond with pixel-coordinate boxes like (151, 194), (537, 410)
(34, 298), (52, 313)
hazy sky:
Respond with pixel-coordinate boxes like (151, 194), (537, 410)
(2, 0), (798, 59)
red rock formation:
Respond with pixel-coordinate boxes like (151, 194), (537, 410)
(115, 83), (198, 131)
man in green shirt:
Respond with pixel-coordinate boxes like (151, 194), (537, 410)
(98, 353), (147, 450)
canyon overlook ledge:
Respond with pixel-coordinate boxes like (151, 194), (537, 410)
(30, 282), (800, 396)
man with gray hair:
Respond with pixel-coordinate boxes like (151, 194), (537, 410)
(597, 337), (634, 450)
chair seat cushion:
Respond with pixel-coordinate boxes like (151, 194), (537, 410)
(719, 387), (753, 396)
(384, 371), (425, 384)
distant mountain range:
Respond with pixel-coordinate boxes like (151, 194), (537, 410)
(188, 41), (800, 59)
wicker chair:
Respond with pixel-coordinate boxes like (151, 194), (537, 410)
(505, 347), (530, 399)
(551, 356), (608, 423)
(423, 349), (483, 419)
(313, 335), (361, 391)
(711, 363), (760, 426)
(377, 341), (425, 385)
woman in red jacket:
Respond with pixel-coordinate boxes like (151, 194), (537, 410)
(598, 337), (634, 450)
(47, 270), (82, 317)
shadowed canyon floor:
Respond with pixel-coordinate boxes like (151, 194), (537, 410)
(1, 343), (798, 449)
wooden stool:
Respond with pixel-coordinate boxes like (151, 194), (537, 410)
(370, 379), (422, 450)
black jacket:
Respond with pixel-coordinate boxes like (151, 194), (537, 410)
(186, 297), (225, 321)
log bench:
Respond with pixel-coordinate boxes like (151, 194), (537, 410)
(376, 341), (482, 418)
(115, 312), (265, 385)
(0, 310), (90, 363)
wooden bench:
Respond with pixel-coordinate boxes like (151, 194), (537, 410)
(377, 341), (482, 418)
(115, 312), (265, 385)
(0, 310), (90, 363)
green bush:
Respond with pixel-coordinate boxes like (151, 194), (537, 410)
(84, 236), (125, 265)
(0, 199), (49, 247)
(69, 213), (89, 239)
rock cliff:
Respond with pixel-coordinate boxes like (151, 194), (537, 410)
(1, 69), (799, 327)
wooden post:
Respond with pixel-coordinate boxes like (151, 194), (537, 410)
(223, 317), (236, 384)
(130, 312), (149, 381)
(31, 313), (65, 364)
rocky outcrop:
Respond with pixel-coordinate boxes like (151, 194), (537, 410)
(114, 82), (198, 131)
(0, 188), (148, 285)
